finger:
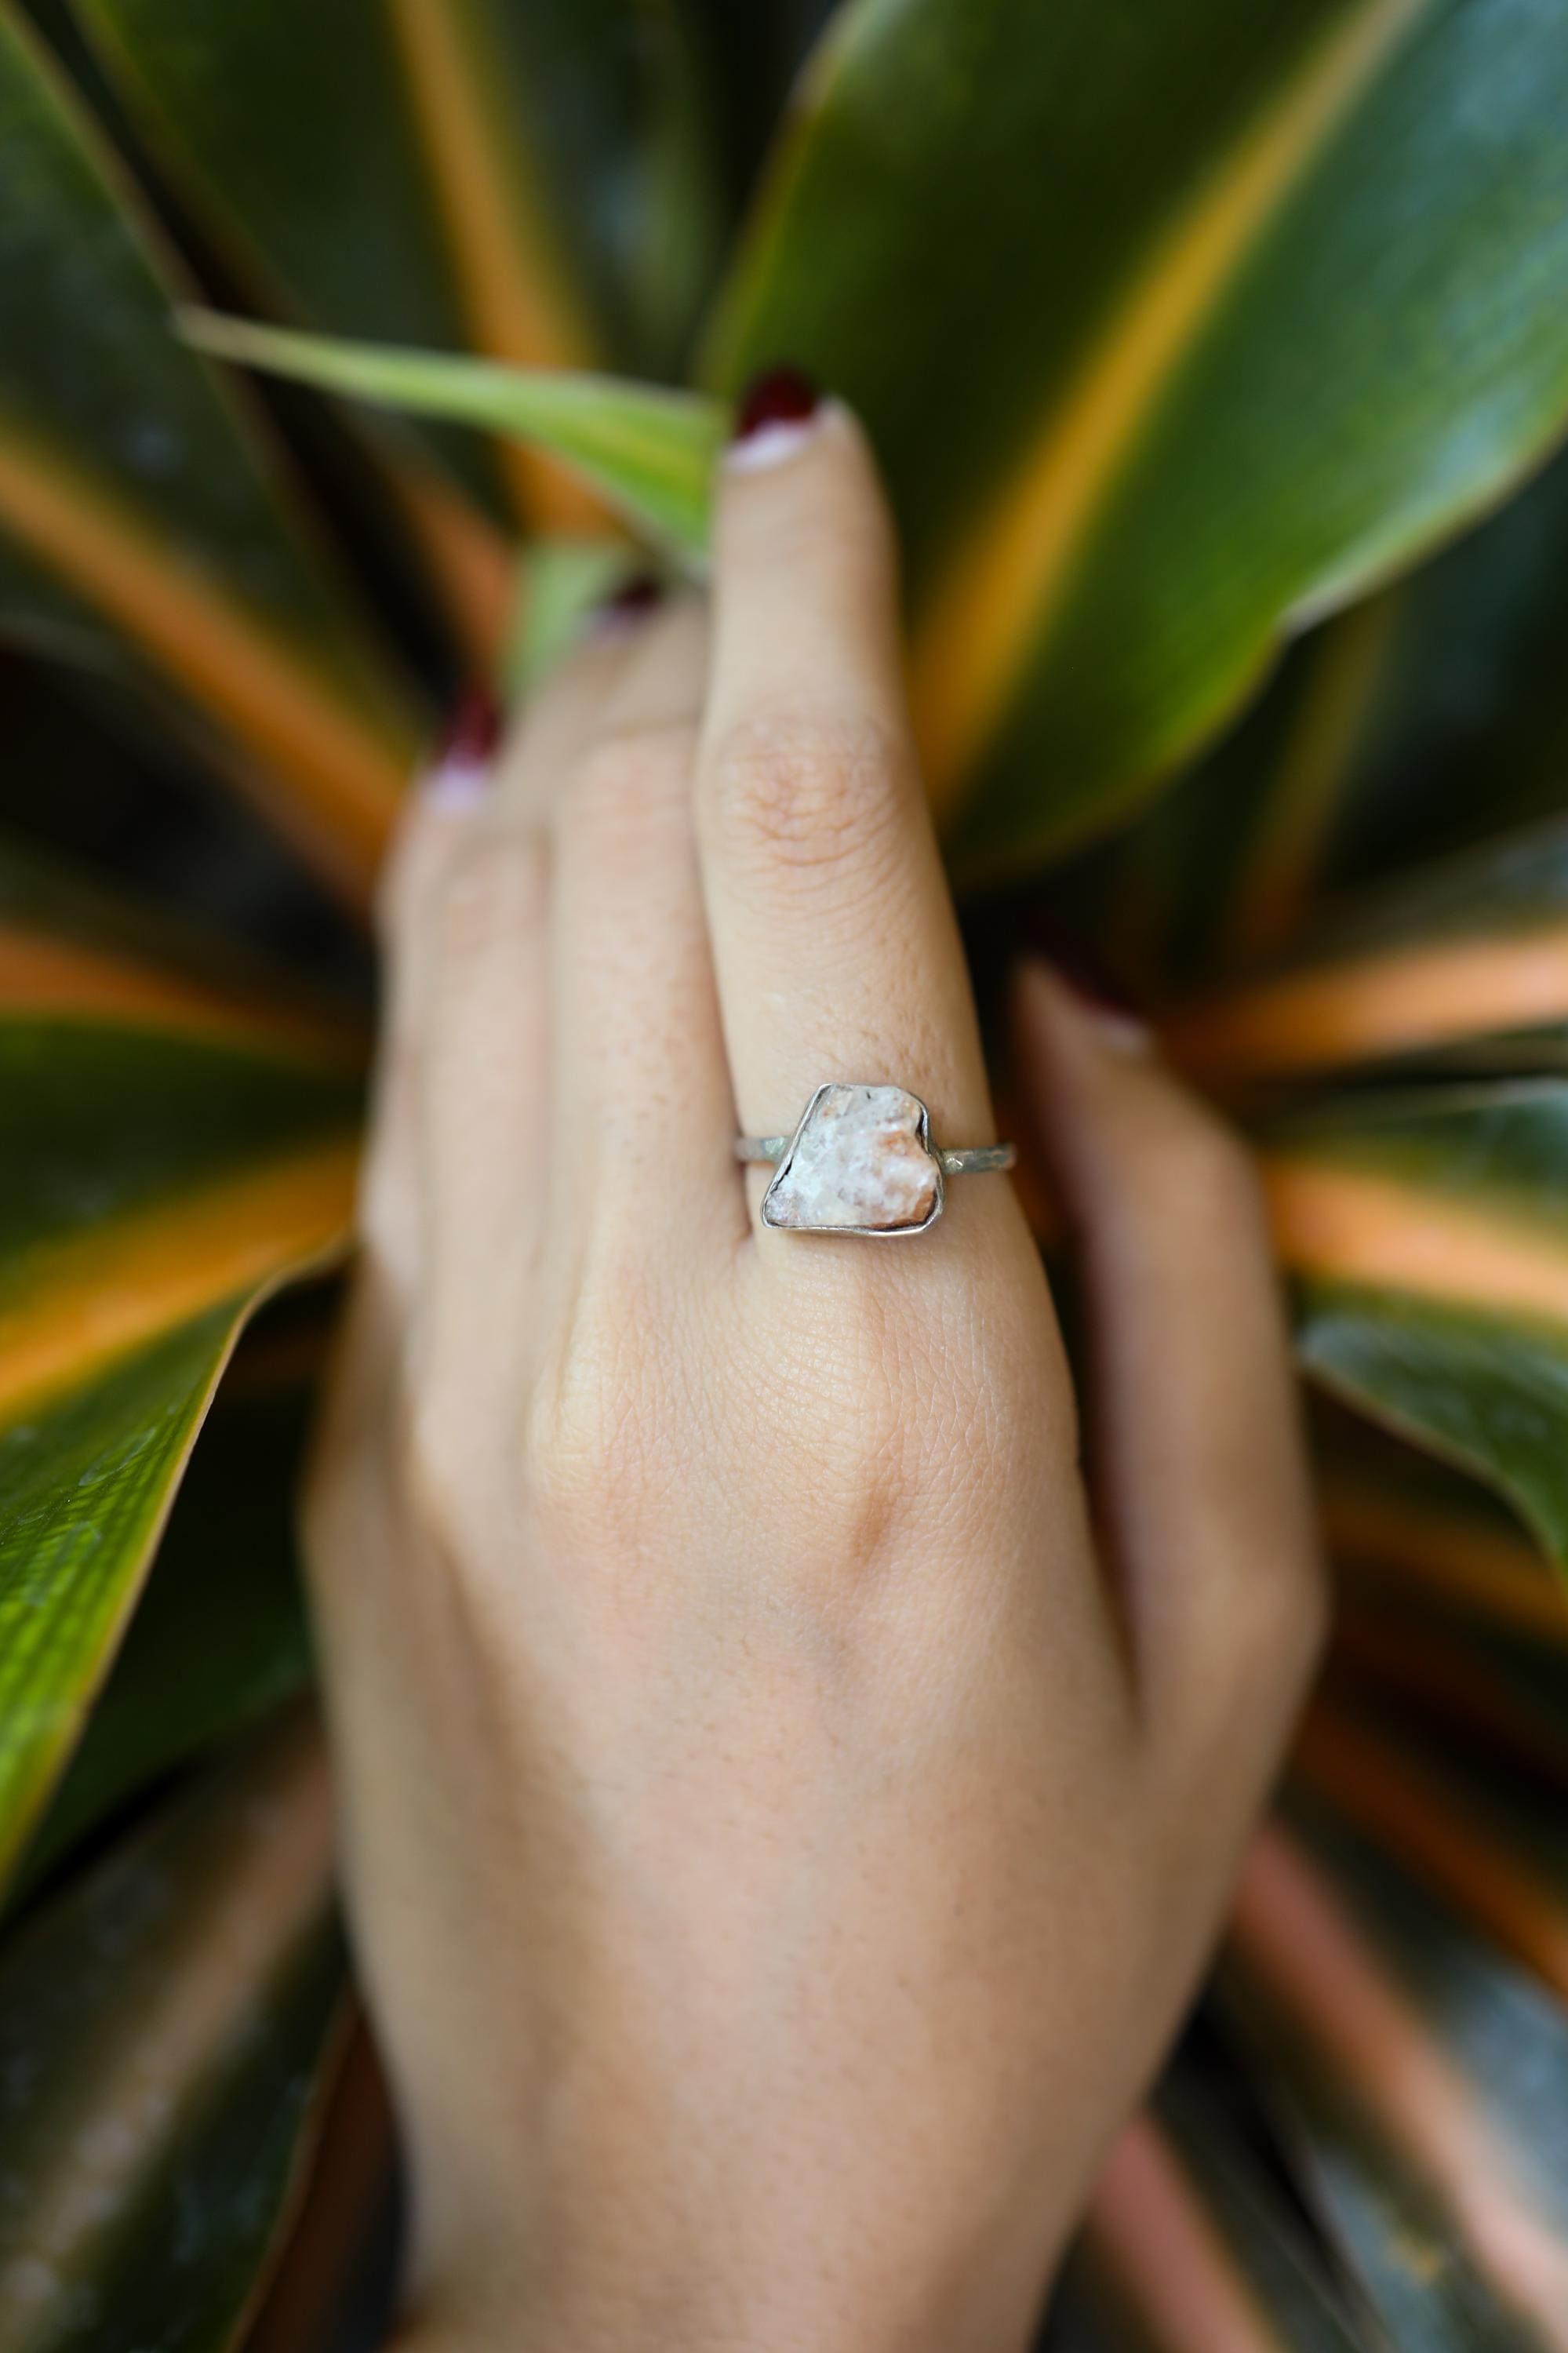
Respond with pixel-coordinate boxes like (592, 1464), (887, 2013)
(1012, 964), (1327, 1781)
(697, 382), (995, 1196)
(408, 694), (603, 1402)
(360, 713), (497, 1305)
(548, 594), (741, 1261)
(490, 577), (665, 828)
(411, 592), (658, 1367)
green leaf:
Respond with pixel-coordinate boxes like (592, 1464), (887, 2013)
(1166, 817), (1568, 1089)
(71, 0), (726, 511)
(1295, 1688), (1568, 1987)
(1090, 436), (1568, 993)
(1261, 1082), (1568, 1563)
(0, 3), (420, 901)
(1223, 1794), (1568, 2351)
(705, 0), (1568, 878)
(1319, 1405), (1567, 1641)
(0, 1711), (346, 2351)
(0, 1010), (358, 1893)
(1335, 1576), (1568, 1802)
(1317, 1412), (1568, 1784)
(682, 0), (837, 222)
(177, 311), (726, 565)
(13, 1370), (317, 1905)
(504, 536), (640, 700)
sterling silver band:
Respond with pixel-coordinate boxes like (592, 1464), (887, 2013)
(736, 1136), (1016, 1176)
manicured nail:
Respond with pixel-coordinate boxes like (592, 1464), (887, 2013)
(588, 569), (665, 638)
(421, 683), (500, 809)
(726, 364), (824, 473)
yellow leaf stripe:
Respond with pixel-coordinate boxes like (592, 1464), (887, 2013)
(391, 449), (518, 671)
(0, 923), (365, 1065)
(1233, 1827), (1568, 2345)
(1297, 1705), (1568, 1996)
(1170, 927), (1568, 1082)
(1335, 1614), (1568, 1787)
(1221, 591), (1402, 963)
(1088, 2117), (1288, 2353)
(1264, 1156), (1568, 1328)
(911, 0), (1427, 811)
(1325, 1473), (1568, 1644)
(386, 0), (607, 534)
(0, 1136), (358, 1424)
(0, 433), (413, 905)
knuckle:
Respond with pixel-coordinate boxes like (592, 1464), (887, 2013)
(705, 708), (905, 882)
(401, 1384), (476, 1551)
(566, 723), (692, 846)
(518, 1299), (670, 1556)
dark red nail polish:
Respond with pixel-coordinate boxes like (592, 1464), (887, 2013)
(598, 569), (664, 621)
(438, 682), (502, 769)
(732, 363), (820, 444)
(1017, 921), (1141, 1019)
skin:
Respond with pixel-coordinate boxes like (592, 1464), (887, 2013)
(301, 400), (1327, 2353)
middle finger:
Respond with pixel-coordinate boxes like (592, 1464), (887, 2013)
(697, 390), (999, 1239)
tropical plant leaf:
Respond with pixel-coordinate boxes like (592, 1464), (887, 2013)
(1067, 2067), (1371, 2351)
(1320, 1413), (1568, 1653)
(0, 832), (367, 1062)
(1223, 1798), (1568, 2351)
(682, 0), (838, 220)
(1257, 1081), (1568, 1565)
(1169, 820), (1568, 1090)
(0, 994), (358, 1892)
(704, 0), (1568, 876)
(1088, 435), (1568, 992)
(13, 1369), (317, 1905)
(504, 535), (638, 700)
(71, 0), (724, 534)
(177, 313), (725, 566)
(238, 2018), (397, 2353)
(1294, 1693), (1568, 1999)
(1326, 1438), (1568, 1795)
(0, 1709), (346, 2352)
(0, 2), (421, 904)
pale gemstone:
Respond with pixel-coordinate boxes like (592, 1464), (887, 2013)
(762, 1085), (941, 1232)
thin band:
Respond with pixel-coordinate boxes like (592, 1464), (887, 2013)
(736, 1136), (1015, 1176)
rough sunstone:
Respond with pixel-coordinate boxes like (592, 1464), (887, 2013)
(762, 1084), (941, 1233)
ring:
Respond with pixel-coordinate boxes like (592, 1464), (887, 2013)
(734, 1082), (1015, 1237)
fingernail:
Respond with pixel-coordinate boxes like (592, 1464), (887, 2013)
(588, 569), (665, 638)
(1022, 957), (1153, 1056)
(421, 683), (500, 810)
(726, 363), (824, 474)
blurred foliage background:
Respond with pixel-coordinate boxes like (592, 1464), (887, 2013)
(3, 0), (1568, 2344)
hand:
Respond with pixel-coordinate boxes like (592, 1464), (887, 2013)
(301, 389), (1326, 2353)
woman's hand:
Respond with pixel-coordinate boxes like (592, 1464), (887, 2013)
(301, 387), (1326, 2353)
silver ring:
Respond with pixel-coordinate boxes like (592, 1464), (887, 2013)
(734, 1082), (1015, 1237)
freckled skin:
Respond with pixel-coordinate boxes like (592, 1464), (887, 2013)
(303, 406), (1325, 2353)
